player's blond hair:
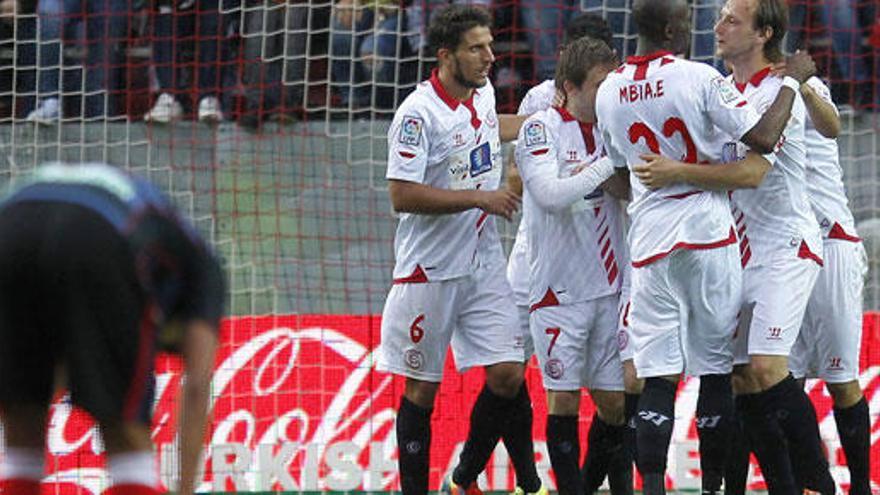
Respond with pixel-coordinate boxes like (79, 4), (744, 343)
(751, 0), (788, 63)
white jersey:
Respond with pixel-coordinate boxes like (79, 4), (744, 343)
(387, 70), (504, 281)
(596, 52), (761, 267)
(516, 106), (626, 308)
(802, 76), (859, 242)
(728, 68), (822, 266)
(509, 79), (557, 305)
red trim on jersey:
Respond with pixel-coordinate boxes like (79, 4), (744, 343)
(462, 98), (482, 129)
(393, 264), (429, 284)
(734, 66), (772, 93)
(661, 57), (675, 66)
(123, 305), (154, 421)
(429, 69), (481, 128)
(828, 222), (861, 242)
(626, 51), (675, 81)
(579, 122), (596, 154)
(555, 106), (576, 122)
(476, 211), (489, 230)
(631, 226), (737, 268)
(736, 100), (748, 107)
(664, 189), (703, 200)
(605, 252), (616, 270)
(530, 148), (550, 156)
(398, 151), (416, 159)
(530, 288), (561, 313)
(607, 263), (619, 285)
(741, 245), (752, 267)
(601, 238), (611, 257)
(797, 240), (824, 266)
(625, 50), (675, 66)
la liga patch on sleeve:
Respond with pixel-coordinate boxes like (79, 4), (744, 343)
(524, 121), (547, 147)
(712, 76), (741, 105)
(399, 115), (424, 146)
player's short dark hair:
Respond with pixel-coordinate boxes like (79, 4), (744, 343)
(555, 36), (618, 92)
(562, 13), (614, 50)
(632, 0), (673, 46)
(427, 4), (493, 55)
(752, 0), (787, 63)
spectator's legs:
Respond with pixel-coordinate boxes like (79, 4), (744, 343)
(83, 0), (129, 118)
(360, 13), (410, 109)
(35, 0), (67, 105)
(819, 0), (870, 106)
(15, 3), (38, 117)
(330, 6), (372, 106)
(151, 3), (177, 93)
(195, 0), (223, 100)
(241, 1), (283, 120)
(284, 3), (308, 110)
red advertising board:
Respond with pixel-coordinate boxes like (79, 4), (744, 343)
(13, 314), (880, 493)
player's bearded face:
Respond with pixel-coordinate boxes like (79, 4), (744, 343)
(451, 26), (495, 88)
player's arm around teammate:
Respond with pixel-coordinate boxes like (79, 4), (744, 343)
(515, 38), (626, 495)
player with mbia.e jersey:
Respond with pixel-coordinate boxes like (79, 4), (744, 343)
(594, 1), (816, 494)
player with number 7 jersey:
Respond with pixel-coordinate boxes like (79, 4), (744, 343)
(593, 1), (808, 492)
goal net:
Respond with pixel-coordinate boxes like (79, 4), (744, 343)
(0, 0), (876, 492)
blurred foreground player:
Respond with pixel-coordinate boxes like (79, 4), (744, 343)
(0, 163), (225, 495)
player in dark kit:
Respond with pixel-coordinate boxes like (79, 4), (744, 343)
(0, 162), (225, 495)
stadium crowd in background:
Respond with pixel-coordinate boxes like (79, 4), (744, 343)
(0, 0), (873, 123)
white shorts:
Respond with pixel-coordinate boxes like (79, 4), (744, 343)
(733, 250), (822, 364)
(530, 295), (624, 391)
(378, 260), (525, 381)
(789, 241), (866, 383)
(617, 294), (634, 363)
(516, 303), (535, 360)
(629, 245), (742, 378)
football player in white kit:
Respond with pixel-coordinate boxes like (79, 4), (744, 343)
(594, 0), (816, 493)
(788, 76), (871, 495)
(514, 37), (629, 495)
(378, 5), (540, 495)
(629, 1), (836, 494)
(505, 14), (635, 495)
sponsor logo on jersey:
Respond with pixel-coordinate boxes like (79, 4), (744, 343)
(469, 141), (493, 177)
(399, 115), (423, 146)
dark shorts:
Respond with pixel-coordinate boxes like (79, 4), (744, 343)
(0, 202), (155, 424)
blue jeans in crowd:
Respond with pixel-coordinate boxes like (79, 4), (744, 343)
(152, 0), (224, 102)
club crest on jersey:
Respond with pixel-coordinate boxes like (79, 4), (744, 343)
(545, 358), (565, 379)
(524, 121), (547, 147)
(712, 76), (741, 105)
(485, 109), (498, 128)
(399, 115), (423, 146)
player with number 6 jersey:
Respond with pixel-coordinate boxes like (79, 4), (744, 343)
(378, 6), (542, 495)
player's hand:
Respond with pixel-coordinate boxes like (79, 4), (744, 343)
(778, 50), (816, 84)
(633, 153), (683, 189)
(477, 188), (520, 220)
